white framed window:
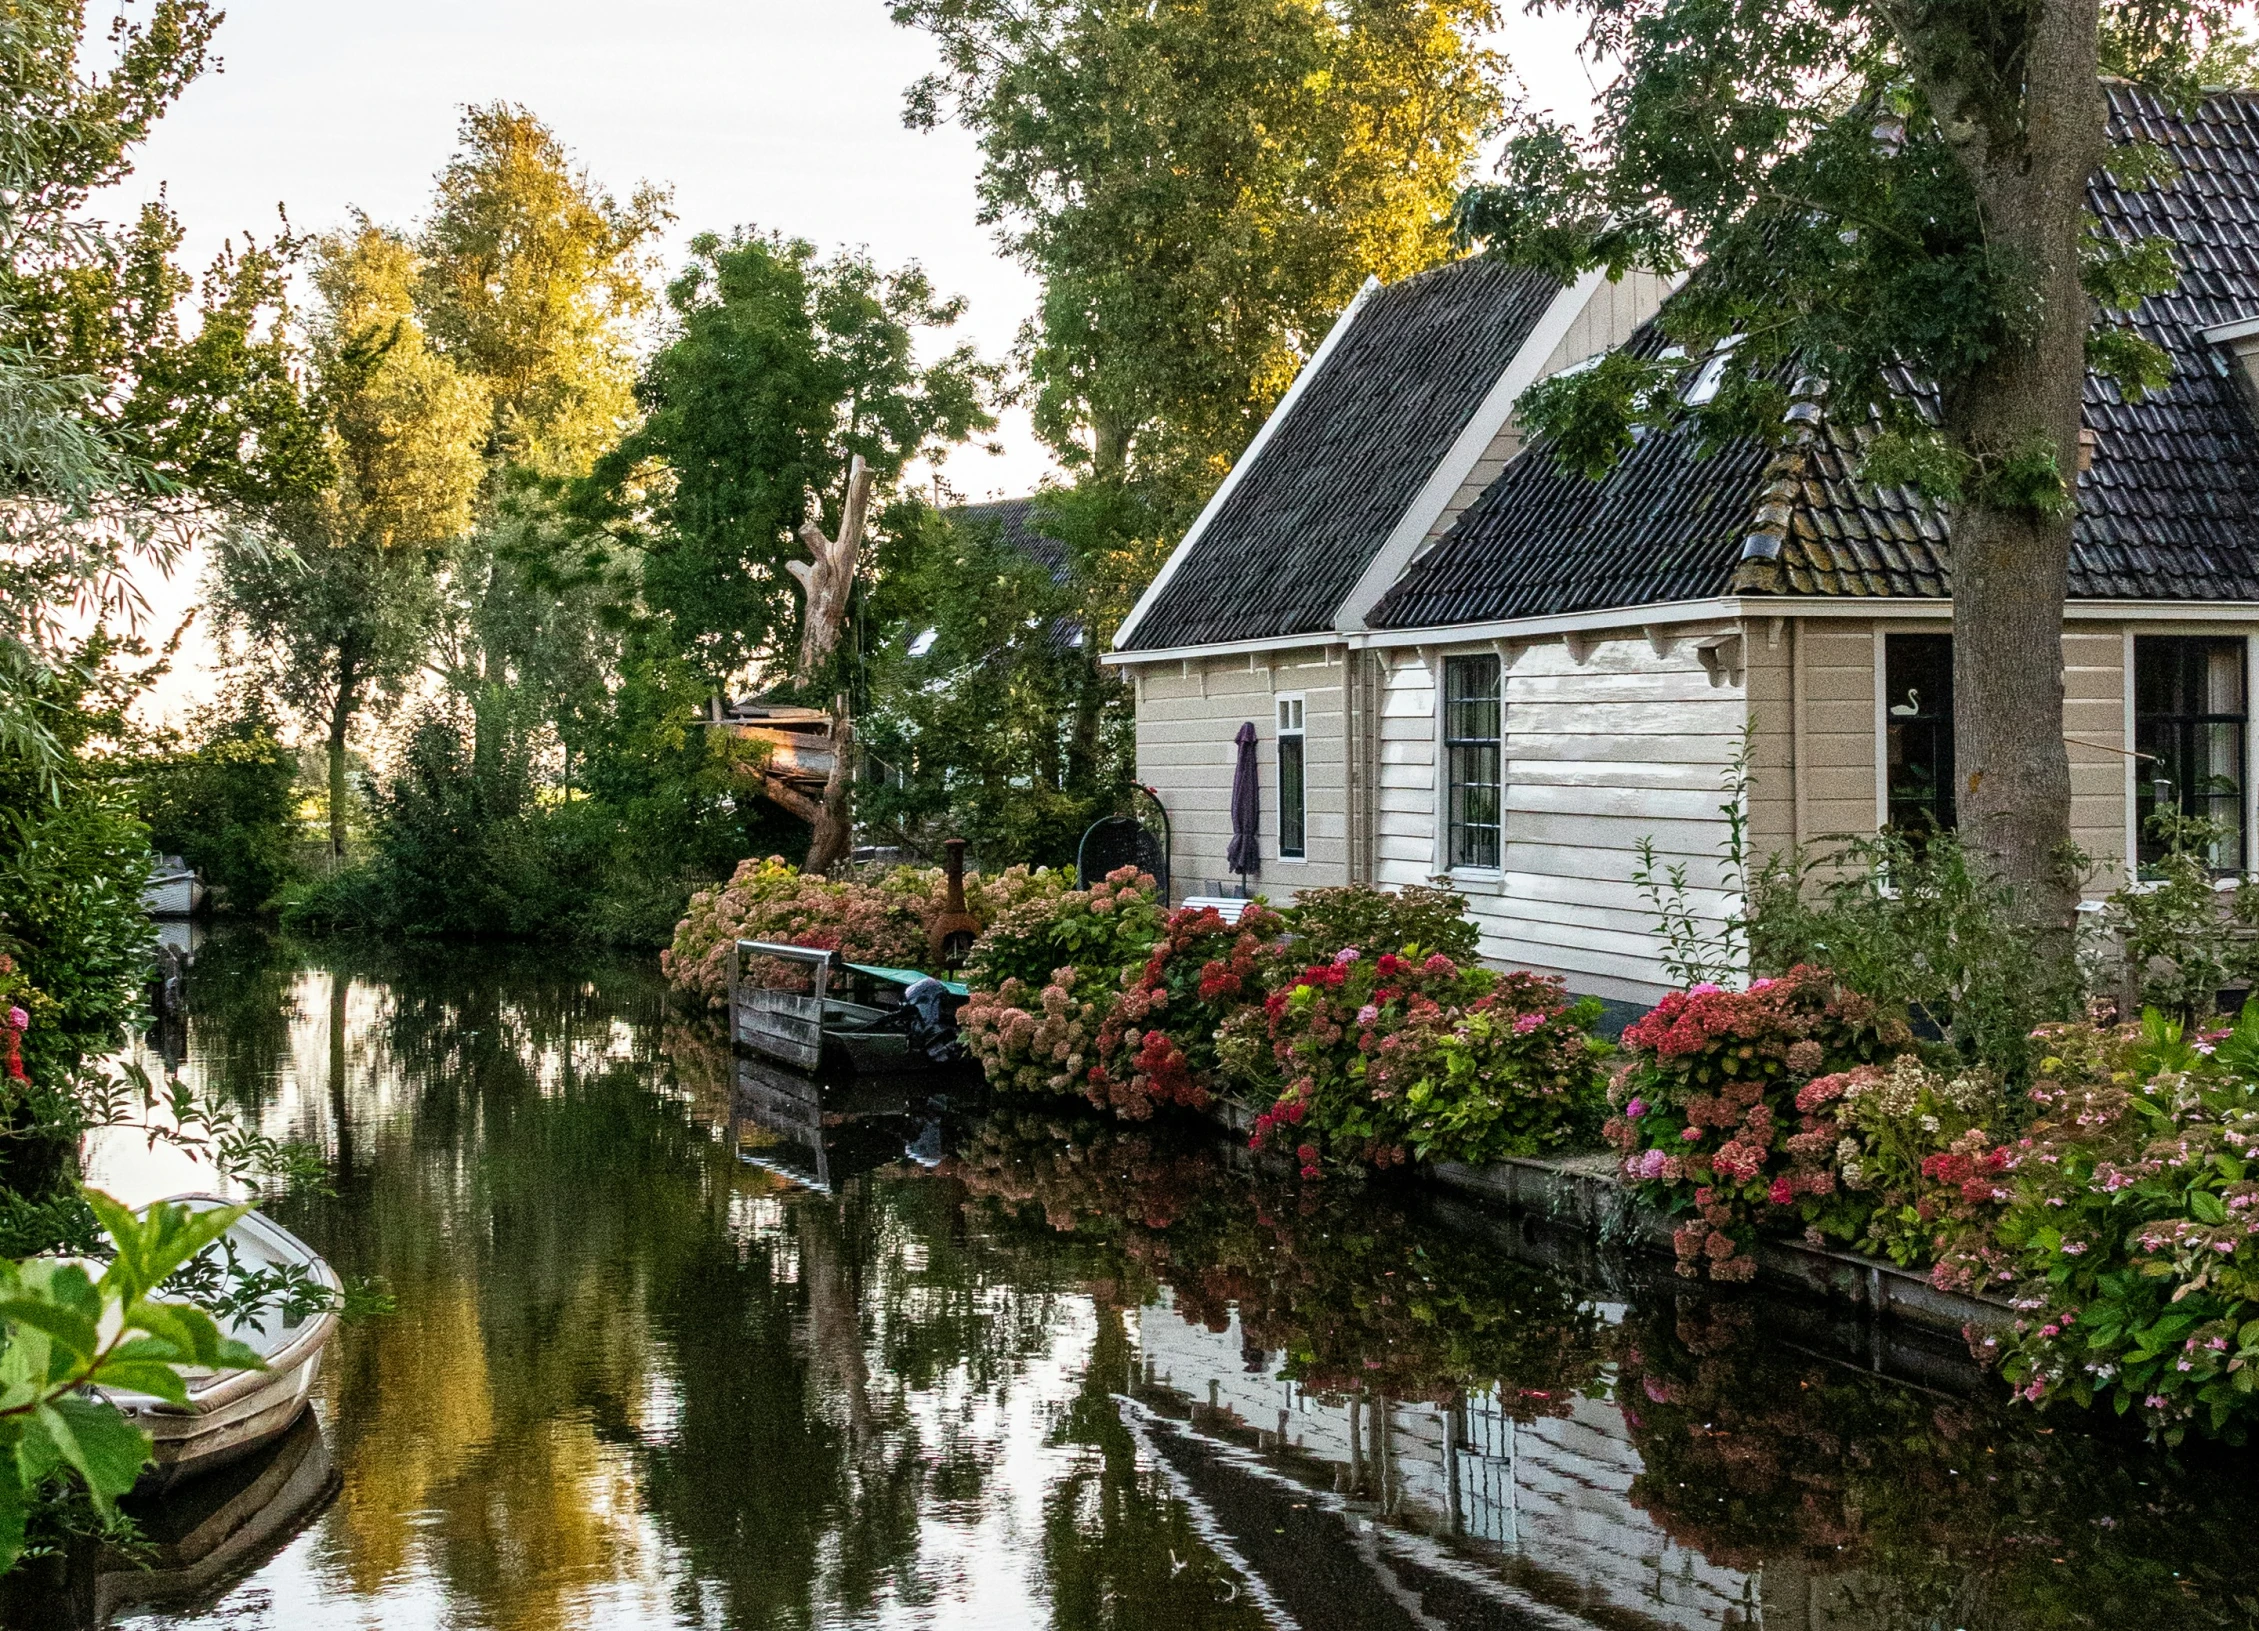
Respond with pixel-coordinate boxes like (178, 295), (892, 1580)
(1444, 655), (1502, 870)
(1276, 693), (1306, 860)
(1684, 335), (1744, 405)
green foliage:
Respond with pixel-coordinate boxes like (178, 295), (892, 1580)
(582, 228), (997, 684)
(2099, 811), (2259, 1021)
(130, 710), (301, 912)
(1280, 883), (1483, 966)
(1749, 830), (2078, 1085)
(1455, 0), (2245, 527)
(861, 487), (1155, 865)
(895, 0), (1505, 487)
(0, 1193), (267, 1573)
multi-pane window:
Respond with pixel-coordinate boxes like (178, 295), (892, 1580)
(2136, 636), (2248, 873)
(1884, 633), (1956, 833)
(1276, 694), (1306, 860)
(1445, 655), (1502, 870)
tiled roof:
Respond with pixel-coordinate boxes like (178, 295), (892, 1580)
(1117, 257), (1564, 651)
(1371, 85), (2259, 632)
(949, 496), (1068, 580)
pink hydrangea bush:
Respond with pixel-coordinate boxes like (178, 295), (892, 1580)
(1978, 1008), (2259, 1441)
(1608, 967), (1912, 1281)
(957, 868), (1170, 1102)
(664, 856), (1064, 1006)
(1086, 902), (1287, 1119)
(1229, 948), (1606, 1176)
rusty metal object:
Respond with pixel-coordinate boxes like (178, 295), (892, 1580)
(929, 838), (981, 968)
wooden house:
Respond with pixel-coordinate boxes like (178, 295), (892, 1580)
(1108, 86), (2259, 1006)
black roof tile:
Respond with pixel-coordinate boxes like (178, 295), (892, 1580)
(1370, 85), (2259, 632)
(1118, 257), (1563, 650)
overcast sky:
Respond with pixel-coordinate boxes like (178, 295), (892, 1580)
(117, 0), (1601, 717)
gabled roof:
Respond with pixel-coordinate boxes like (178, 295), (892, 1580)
(949, 496), (1069, 581)
(1370, 84), (2259, 633)
(1115, 257), (1566, 652)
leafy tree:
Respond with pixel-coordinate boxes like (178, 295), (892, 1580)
(1455, 0), (2253, 964)
(209, 224), (490, 859)
(415, 102), (671, 481)
(862, 484), (1161, 863)
(895, 0), (1505, 491)
(583, 229), (998, 684)
(132, 705), (301, 913)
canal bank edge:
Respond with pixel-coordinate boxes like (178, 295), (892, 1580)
(1207, 1095), (2015, 1341)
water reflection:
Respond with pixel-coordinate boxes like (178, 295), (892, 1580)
(65, 932), (2259, 1631)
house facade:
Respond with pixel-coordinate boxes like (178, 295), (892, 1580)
(1109, 86), (2259, 1006)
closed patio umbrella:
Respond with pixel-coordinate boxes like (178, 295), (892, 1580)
(1226, 720), (1261, 884)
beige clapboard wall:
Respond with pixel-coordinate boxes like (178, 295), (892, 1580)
(1133, 618), (2152, 1000)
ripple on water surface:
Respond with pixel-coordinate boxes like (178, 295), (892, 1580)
(49, 931), (2259, 1631)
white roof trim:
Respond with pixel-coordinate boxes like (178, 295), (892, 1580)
(2202, 315), (2259, 345)
(1333, 267), (1613, 634)
(1111, 275), (1383, 652)
(1102, 630), (1341, 666)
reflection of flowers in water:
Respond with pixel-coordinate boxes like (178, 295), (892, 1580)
(940, 1112), (1610, 1412)
(1611, 1296), (2259, 1618)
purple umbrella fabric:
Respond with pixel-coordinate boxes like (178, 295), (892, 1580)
(1226, 720), (1262, 879)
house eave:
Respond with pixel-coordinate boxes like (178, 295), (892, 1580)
(1102, 631), (1345, 667)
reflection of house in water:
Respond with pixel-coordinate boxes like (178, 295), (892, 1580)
(1132, 1292), (1811, 1630)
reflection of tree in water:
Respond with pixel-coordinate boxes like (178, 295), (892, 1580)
(1617, 1297), (2259, 1629)
(175, 927), (303, 1111)
(194, 938), (1234, 1629)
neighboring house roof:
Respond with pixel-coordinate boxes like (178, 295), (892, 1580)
(948, 496), (1069, 580)
(1116, 257), (1566, 651)
(1371, 84), (2259, 633)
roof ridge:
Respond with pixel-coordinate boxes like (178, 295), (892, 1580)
(1730, 385), (1828, 592)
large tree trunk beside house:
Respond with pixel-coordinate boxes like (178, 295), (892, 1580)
(789, 456), (873, 876)
(1893, 0), (2105, 966)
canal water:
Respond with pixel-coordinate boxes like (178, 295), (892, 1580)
(60, 933), (2259, 1630)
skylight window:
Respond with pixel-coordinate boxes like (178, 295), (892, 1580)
(1684, 336), (1744, 406)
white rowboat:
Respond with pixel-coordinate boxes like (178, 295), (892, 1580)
(95, 1196), (341, 1492)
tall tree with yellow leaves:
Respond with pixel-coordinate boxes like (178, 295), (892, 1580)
(209, 226), (490, 859)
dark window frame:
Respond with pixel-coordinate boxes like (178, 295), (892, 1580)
(1444, 654), (1503, 871)
(1884, 632), (1956, 835)
(1277, 693), (1306, 860)
(2135, 635), (2248, 875)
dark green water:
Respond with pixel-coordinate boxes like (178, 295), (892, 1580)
(74, 934), (2259, 1630)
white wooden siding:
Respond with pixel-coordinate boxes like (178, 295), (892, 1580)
(1135, 648), (1351, 898)
(1375, 631), (1747, 1004)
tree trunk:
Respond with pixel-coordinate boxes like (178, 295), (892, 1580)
(790, 458), (875, 876)
(806, 698), (855, 876)
(327, 655), (361, 863)
(1913, 0), (2104, 969)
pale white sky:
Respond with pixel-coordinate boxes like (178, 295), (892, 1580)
(112, 0), (1602, 721)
